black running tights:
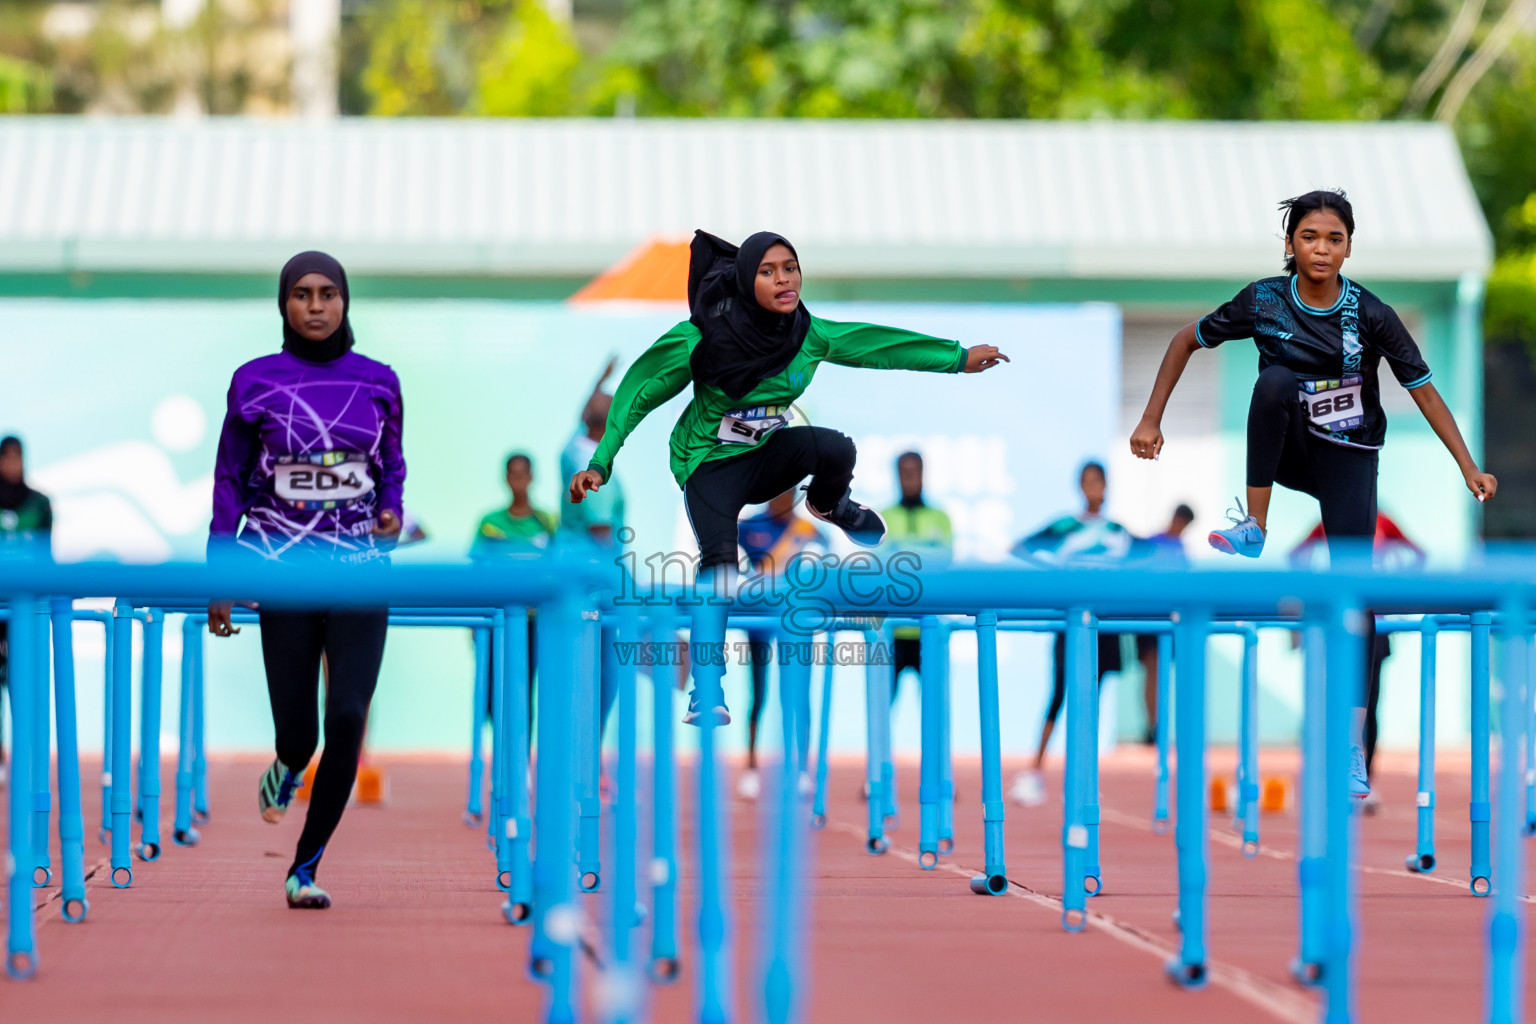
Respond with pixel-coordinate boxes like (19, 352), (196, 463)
(1247, 363), (1379, 709)
(260, 608), (388, 880)
(684, 426), (857, 572)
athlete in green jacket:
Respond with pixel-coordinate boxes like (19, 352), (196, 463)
(570, 230), (1007, 724)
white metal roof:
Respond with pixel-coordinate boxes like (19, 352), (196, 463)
(0, 116), (1492, 281)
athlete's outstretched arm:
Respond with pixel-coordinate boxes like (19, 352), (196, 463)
(570, 326), (693, 503)
(1130, 324), (1202, 460)
(1408, 382), (1497, 501)
(819, 320), (1008, 373)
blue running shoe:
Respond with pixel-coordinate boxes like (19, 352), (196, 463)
(285, 867), (331, 909)
(258, 758), (305, 824)
(1208, 499), (1265, 558)
(1349, 744), (1370, 800)
(682, 691), (730, 727)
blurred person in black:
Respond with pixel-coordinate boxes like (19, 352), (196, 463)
(0, 435), (54, 785)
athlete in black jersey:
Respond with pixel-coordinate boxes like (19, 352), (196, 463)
(1129, 189), (1496, 799)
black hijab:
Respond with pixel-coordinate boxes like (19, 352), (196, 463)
(0, 435), (29, 511)
(279, 251), (355, 364)
(687, 230), (811, 402)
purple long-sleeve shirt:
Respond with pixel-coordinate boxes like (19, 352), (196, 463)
(210, 350), (405, 563)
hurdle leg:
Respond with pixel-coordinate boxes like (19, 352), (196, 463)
(1471, 611), (1492, 896)
(173, 617), (199, 847)
(648, 607), (680, 981)
(1292, 616), (1327, 985)
(100, 622), (113, 843)
(108, 601), (135, 886)
(1238, 626), (1260, 856)
(503, 607), (534, 923)
(30, 604), (53, 888)
(1488, 597), (1528, 1024)
(490, 610), (513, 891)
(6, 593), (39, 979)
(1166, 607), (1210, 987)
(797, 637), (813, 780)
(1084, 614), (1102, 896)
(971, 610), (1007, 896)
(466, 625), (489, 827)
(691, 577), (734, 1024)
(603, 604), (644, 1024)
(1409, 619), (1439, 873)
(135, 610), (164, 863)
(1321, 600), (1364, 1022)
(937, 626), (955, 856)
(879, 626), (898, 827)
(191, 623), (209, 825)
(916, 616), (942, 869)
(810, 643), (834, 829)
(50, 599), (88, 921)
(863, 633), (889, 854)
(763, 622), (811, 1024)
(576, 614), (602, 893)
(1524, 633), (1536, 836)
(1061, 608), (1092, 929)
(532, 592), (582, 1022)
(1153, 631), (1173, 834)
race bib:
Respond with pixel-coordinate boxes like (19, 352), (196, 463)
(718, 405), (793, 445)
(1299, 375), (1364, 434)
(273, 453), (374, 509)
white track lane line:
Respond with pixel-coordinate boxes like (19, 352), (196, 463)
(1098, 805), (1535, 901)
(827, 820), (1316, 1024)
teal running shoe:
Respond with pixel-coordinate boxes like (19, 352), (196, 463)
(1349, 744), (1370, 800)
(258, 758), (305, 824)
(285, 868), (331, 909)
(682, 691), (730, 727)
(1208, 499), (1266, 558)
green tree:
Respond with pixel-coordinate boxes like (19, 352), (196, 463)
(359, 0), (584, 116)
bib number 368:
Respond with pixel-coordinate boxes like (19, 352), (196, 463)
(1300, 374), (1364, 433)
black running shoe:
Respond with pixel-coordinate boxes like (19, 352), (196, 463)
(805, 489), (887, 548)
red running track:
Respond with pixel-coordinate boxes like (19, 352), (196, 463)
(1, 749), (1533, 1023)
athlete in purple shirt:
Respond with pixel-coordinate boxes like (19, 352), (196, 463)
(207, 251), (405, 910)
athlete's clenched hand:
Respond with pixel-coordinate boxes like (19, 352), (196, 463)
(1467, 471), (1498, 503)
(373, 509), (402, 537)
(1129, 417), (1164, 460)
(570, 469), (604, 504)
(963, 346), (1009, 373)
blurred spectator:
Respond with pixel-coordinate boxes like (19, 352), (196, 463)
(1009, 461), (1133, 807)
(1135, 503), (1195, 744)
(560, 360), (626, 546)
(881, 451), (952, 699)
(0, 435), (54, 784)
(472, 452), (557, 556)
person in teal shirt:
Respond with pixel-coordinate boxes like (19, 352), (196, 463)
(560, 360), (626, 546)
(569, 230), (1008, 726)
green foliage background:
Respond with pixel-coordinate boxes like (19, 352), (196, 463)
(1, 0), (1533, 340)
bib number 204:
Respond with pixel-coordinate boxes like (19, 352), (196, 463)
(275, 456), (375, 506)
(288, 467), (365, 492)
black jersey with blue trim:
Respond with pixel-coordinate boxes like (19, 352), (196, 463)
(1195, 275), (1432, 450)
